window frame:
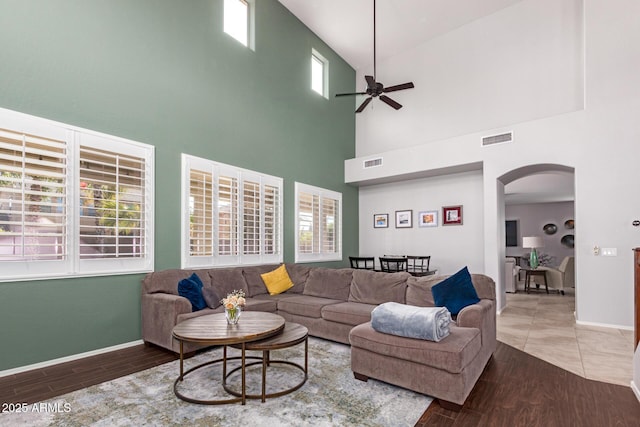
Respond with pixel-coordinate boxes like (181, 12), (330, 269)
(294, 181), (342, 263)
(0, 107), (155, 282)
(181, 154), (283, 268)
(311, 49), (329, 99)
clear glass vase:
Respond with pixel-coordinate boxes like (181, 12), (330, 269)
(225, 306), (241, 325)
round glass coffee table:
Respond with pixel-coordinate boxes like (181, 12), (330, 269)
(172, 311), (285, 405)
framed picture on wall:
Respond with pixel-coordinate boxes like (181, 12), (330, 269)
(395, 210), (413, 228)
(373, 213), (389, 228)
(418, 210), (438, 227)
(442, 205), (463, 226)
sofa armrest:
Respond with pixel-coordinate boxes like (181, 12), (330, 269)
(141, 293), (192, 351)
(457, 299), (490, 328)
(456, 299), (496, 353)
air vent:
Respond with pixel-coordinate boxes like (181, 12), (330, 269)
(482, 131), (513, 146)
(363, 157), (383, 169)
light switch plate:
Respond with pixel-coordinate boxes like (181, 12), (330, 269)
(601, 248), (617, 256)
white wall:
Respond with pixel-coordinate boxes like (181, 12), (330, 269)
(505, 201), (575, 266)
(355, 0), (584, 157)
(358, 171), (484, 274)
(347, 0), (640, 329)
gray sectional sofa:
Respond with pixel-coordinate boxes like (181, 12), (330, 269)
(141, 263), (496, 408)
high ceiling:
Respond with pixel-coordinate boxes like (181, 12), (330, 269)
(278, 0), (524, 71)
(278, 0), (572, 205)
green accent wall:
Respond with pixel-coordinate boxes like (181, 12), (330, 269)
(0, 0), (356, 371)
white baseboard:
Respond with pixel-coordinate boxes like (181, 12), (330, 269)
(632, 380), (640, 403)
(0, 340), (144, 378)
(575, 319), (633, 331)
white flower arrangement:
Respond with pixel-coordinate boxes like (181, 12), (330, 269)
(221, 289), (246, 311)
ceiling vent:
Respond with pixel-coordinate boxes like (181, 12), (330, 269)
(363, 157), (383, 169)
(482, 131), (513, 147)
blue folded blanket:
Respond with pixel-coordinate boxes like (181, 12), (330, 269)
(371, 302), (452, 342)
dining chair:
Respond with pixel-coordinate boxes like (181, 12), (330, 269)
(349, 256), (375, 270)
(378, 256), (408, 273)
(406, 255), (431, 276)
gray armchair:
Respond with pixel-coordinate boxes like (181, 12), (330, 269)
(505, 257), (520, 293)
(539, 256), (574, 294)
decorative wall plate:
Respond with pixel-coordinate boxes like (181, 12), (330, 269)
(543, 223), (557, 235)
(564, 219), (574, 229)
(561, 234), (574, 248)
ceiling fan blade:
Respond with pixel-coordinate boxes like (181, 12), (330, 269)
(365, 75), (376, 88)
(383, 82), (415, 93)
(380, 95), (402, 110)
(355, 97), (373, 113)
(335, 92), (367, 97)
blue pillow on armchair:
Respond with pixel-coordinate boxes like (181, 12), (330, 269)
(178, 273), (207, 312)
(431, 266), (480, 315)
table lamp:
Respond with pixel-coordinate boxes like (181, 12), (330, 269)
(522, 236), (544, 269)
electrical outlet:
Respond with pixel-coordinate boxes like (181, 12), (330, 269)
(601, 248), (617, 256)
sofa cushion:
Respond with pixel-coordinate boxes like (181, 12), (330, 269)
(469, 274), (496, 301)
(207, 268), (248, 298)
(405, 275), (446, 307)
(202, 287), (221, 309)
(243, 297), (278, 312)
(431, 267), (480, 315)
(277, 295), (343, 318)
(321, 301), (376, 326)
(348, 270), (409, 305)
(177, 273), (207, 312)
(407, 273), (493, 308)
(349, 322), (482, 374)
(285, 263), (311, 293)
(252, 293), (299, 303)
(303, 268), (353, 300)
(177, 307), (219, 323)
(261, 264), (294, 295)
(243, 265), (280, 297)
(143, 269), (211, 295)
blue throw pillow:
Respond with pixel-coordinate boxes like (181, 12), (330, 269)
(431, 267), (480, 315)
(178, 273), (207, 312)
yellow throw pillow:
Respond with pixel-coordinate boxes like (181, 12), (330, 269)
(261, 264), (294, 295)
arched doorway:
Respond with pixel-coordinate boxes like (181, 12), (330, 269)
(497, 163), (576, 309)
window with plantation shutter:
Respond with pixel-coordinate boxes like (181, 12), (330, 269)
(79, 146), (146, 259)
(0, 128), (67, 263)
(0, 107), (154, 281)
(188, 169), (213, 257)
(181, 154), (282, 268)
(218, 174), (238, 256)
(243, 180), (260, 255)
(295, 182), (342, 263)
(263, 184), (279, 255)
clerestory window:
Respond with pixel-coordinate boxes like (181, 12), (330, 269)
(311, 49), (329, 98)
(224, 0), (254, 49)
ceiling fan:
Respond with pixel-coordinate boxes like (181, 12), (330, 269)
(335, 0), (415, 113)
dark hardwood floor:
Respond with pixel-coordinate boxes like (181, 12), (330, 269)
(416, 342), (640, 426)
(0, 344), (177, 405)
(1, 341), (639, 426)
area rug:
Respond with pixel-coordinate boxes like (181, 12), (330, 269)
(3, 338), (431, 426)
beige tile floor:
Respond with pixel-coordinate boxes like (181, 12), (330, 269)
(497, 285), (634, 386)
